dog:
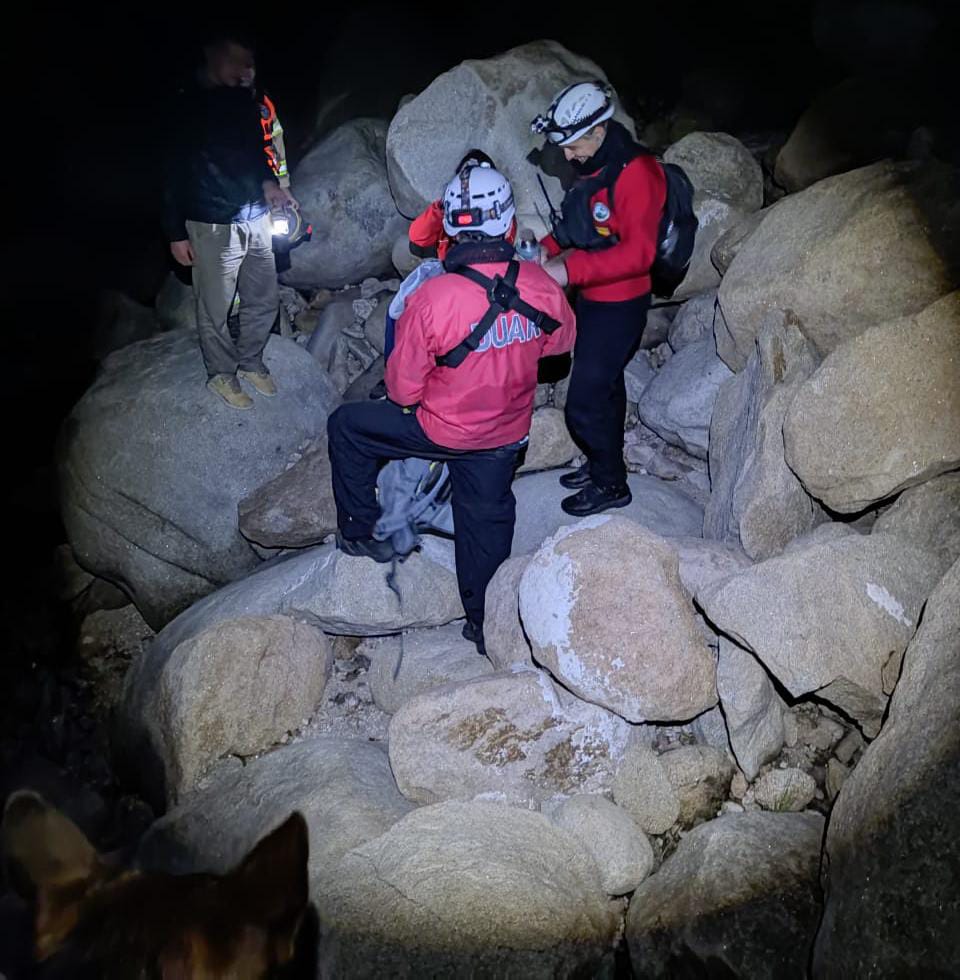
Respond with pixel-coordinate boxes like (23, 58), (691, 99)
(2, 790), (311, 978)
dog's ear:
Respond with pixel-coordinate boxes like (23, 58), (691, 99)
(2, 790), (103, 959)
(227, 812), (310, 965)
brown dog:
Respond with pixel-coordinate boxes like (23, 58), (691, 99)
(1, 790), (310, 978)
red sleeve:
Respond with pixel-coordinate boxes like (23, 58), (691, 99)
(564, 160), (664, 289)
(540, 234), (562, 259)
(409, 201), (445, 249)
(542, 289), (577, 357)
(384, 290), (437, 407)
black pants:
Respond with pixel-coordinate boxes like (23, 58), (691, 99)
(327, 400), (523, 628)
(565, 293), (651, 488)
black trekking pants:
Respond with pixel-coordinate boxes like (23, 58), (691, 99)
(327, 400), (524, 628)
(565, 293), (651, 488)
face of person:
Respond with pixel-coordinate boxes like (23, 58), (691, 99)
(206, 41), (256, 88)
(562, 124), (607, 164)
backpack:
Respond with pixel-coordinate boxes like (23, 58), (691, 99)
(650, 162), (698, 299)
(373, 457), (454, 558)
(539, 123), (698, 299)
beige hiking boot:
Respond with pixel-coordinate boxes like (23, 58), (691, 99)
(207, 373), (254, 410)
(238, 368), (278, 397)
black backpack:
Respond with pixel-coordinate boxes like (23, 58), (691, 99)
(540, 125), (698, 299)
(651, 162), (698, 299)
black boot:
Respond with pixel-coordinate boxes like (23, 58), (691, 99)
(559, 461), (592, 489)
(561, 482), (632, 517)
(462, 620), (488, 657)
(336, 532), (395, 563)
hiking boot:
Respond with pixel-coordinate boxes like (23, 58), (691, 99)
(559, 461), (592, 489)
(462, 620), (487, 657)
(335, 532), (395, 564)
(207, 373), (253, 410)
(561, 482), (632, 517)
(238, 368), (277, 397)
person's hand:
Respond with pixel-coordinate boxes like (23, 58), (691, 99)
(170, 240), (195, 266)
(543, 258), (569, 288)
(264, 182), (298, 210)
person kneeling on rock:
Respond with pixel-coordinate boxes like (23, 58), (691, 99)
(327, 165), (575, 654)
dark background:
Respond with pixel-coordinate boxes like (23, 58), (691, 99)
(1, 0), (954, 708)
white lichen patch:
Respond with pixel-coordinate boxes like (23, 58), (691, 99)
(865, 582), (912, 627)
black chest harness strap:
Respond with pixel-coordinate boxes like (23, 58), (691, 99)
(435, 260), (561, 368)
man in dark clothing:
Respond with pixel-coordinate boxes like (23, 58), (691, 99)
(163, 32), (297, 409)
(531, 81), (666, 516)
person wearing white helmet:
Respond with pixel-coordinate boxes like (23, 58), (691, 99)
(531, 80), (666, 517)
(327, 165), (576, 655)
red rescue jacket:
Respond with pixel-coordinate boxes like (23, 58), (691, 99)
(386, 253), (576, 449)
(542, 154), (665, 303)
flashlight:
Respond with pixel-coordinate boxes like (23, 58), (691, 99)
(271, 210), (291, 237)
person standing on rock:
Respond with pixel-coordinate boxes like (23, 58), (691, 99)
(162, 27), (298, 410)
(531, 81), (666, 516)
(327, 166), (575, 655)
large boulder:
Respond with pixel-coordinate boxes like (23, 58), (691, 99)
(624, 352), (657, 403)
(127, 538), (462, 747)
(637, 336), (733, 460)
(386, 41), (635, 237)
(668, 537), (752, 598)
(511, 471), (704, 556)
(783, 292), (960, 513)
(387, 667), (633, 807)
(517, 407), (578, 473)
(57, 331), (341, 629)
(237, 440), (337, 549)
(716, 160), (958, 370)
(704, 310), (826, 560)
(92, 291), (162, 360)
(717, 637), (786, 781)
(710, 207), (765, 276)
(775, 76), (922, 192)
(626, 812), (825, 977)
(281, 119), (409, 290)
(155, 272), (197, 332)
(872, 470), (960, 579)
(549, 794), (654, 896)
(662, 132), (763, 300)
(364, 623), (494, 714)
(697, 532), (943, 735)
(137, 738), (414, 893)
(319, 801), (620, 978)
(813, 560), (960, 976)
(116, 615), (331, 807)
(519, 516), (717, 723)
(659, 744), (736, 828)
(667, 289), (717, 352)
(612, 742), (680, 835)
(483, 555), (534, 669)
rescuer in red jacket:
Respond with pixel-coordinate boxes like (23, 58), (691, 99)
(327, 165), (575, 655)
(531, 81), (666, 517)
(407, 150), (518, 260)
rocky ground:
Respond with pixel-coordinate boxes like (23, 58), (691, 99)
(3, 31), (959, 980)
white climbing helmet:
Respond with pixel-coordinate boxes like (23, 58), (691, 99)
(442, 164), (515, 238)
(531, 80), (616, 146)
